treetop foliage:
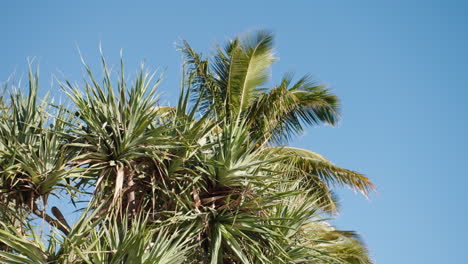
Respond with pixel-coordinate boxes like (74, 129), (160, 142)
(0, 31), (374, 264)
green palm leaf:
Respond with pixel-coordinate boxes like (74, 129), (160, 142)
(247, 73), (340, 144)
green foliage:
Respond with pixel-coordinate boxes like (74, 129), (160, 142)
(0, 31), (374, 263)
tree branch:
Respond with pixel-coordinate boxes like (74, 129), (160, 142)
(51, 206), (71, 230)
(31, 204), (70, 235)
(126, 170), (136, 217)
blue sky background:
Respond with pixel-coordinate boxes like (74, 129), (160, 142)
(1, 1), (467, 263)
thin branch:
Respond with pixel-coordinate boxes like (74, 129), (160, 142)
(51, 206), (71, 230)
(31, 203), (70, 235)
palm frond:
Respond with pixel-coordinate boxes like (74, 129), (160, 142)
(282, 147), (373, 195)
(247, 73), (340, 144)
(212, 31), (275, 116)
(305, 222), (373, 264)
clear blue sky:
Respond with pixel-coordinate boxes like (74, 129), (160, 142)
(2, 1), (467, 263)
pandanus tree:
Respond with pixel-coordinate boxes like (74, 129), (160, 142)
(0, 31), (374, 263)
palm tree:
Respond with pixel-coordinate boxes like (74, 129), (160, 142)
(179, 31), (373, 211)
(0, 31), (373, 263)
